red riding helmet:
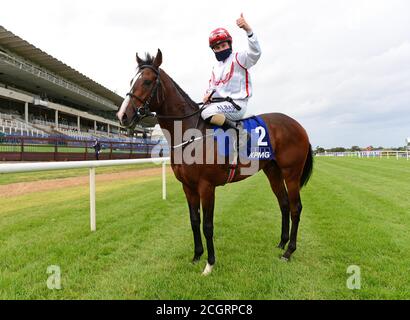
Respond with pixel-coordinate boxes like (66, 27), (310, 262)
(209, 28), (232, 48)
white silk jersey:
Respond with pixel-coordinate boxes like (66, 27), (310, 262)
(206, 32), (261, 101)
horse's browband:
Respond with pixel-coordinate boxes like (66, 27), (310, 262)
(139, 64), (159, 75)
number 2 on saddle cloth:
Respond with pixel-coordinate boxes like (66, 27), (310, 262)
(212, 115), (275, 163)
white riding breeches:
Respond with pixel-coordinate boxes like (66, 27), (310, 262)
(201, 99), (248, 121)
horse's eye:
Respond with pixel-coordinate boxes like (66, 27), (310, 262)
(143, 80), (152, 86)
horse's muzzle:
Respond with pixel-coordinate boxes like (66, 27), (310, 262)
(117, 111), (130, 127)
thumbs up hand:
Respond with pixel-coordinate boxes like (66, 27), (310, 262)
(236, 13), (252, 33)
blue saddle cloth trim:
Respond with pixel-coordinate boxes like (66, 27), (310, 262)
(212, 115), (275, 160)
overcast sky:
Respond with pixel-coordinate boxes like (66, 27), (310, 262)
(1, 0), (409, 148)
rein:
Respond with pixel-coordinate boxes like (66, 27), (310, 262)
(155, 96), (241, 120)
(156, 103), (206, 120)
(127, 67), (238, 122)
(125, 66), (239, 151)
(126, 64), (208, 123)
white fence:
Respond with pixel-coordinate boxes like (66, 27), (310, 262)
(316, 150), (409, 160)
(0, 157), (170, 231)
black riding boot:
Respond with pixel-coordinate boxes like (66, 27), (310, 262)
(222, 119), (251, 154)
(224, 119), (251, 140)
(222, 119), (238, 131)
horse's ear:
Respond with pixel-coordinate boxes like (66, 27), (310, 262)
(153, 49), (162, 69)
(136, 52), (144, 66)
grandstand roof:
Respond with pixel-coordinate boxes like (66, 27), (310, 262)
(0, 25), (123, 107)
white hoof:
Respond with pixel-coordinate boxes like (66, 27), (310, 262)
(201, 262), (214, 276)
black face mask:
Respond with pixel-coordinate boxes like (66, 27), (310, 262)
(215, 48), (232, 61)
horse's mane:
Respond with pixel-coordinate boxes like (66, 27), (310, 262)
(168, 77), (198, 107)
(138, 53), (198, 108)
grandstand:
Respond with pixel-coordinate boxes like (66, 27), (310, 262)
(0, 25), (160, 160)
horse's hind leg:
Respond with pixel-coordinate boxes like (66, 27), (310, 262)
(281, 171), (303, 261)
(263, 161), (290, 250)
(198, 181), (216, 276)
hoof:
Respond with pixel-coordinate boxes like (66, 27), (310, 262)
(280, 255), (290, 262)
(192, 257), (201, 265)
(201, 262), (214, 276)
(277, 239), (289, 249)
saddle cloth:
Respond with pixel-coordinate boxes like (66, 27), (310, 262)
(212, 115), (275, 161)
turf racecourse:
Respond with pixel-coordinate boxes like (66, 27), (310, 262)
(0, 157), (409, 299)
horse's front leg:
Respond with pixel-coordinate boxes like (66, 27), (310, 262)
(198, 181), (216, 276)
(183, 184), (203, 263)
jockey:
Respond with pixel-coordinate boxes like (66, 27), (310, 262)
(202, 13), (261, 132)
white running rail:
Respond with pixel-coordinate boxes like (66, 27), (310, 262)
(316, 150), (409, 160)
(0, 157), (170, 231)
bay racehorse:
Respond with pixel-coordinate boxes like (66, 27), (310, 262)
(117, 49), (313, 275)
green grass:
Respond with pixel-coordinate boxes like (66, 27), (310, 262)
(0, 157), (409, 299)
(0, 163), (159, 185)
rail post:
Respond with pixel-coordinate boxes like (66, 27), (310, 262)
(89, 167), (96, 231)
(162, 160), (166, 200)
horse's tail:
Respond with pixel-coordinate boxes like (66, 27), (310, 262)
(300, 143), (313, 188)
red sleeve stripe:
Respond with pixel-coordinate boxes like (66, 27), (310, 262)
(235, 53), (246, 70)
(235, 53), (250, 97)
(245, 69), (249, 97)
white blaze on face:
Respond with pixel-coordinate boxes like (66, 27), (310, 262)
(117, 96), (131, 124)
(117, 73), (139, 124)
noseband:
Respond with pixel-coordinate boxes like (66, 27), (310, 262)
(126, 65), (161, 122)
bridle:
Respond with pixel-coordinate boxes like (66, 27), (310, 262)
(123, 64), (234, 150)
(125, 64), (211, 123)
(126, 65), (161, 123)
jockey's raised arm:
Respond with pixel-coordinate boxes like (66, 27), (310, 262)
(202, 13), (262, 137)
(235, 13), (261, 69)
